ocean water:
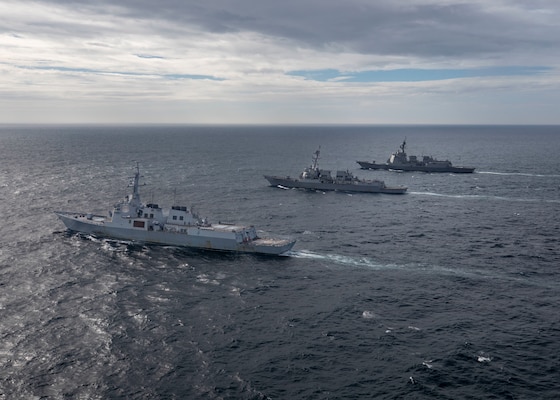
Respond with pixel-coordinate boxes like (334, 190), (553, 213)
(1, 125), (559, 399)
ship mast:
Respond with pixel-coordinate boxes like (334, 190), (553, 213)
(399, 138), (407, 153)
(129, 162), (143, 207)
(311, 147), (320, 171)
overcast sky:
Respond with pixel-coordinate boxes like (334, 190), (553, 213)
(1, 0), (559, 124)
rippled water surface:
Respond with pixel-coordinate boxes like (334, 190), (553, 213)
(1, 125), (559, 399)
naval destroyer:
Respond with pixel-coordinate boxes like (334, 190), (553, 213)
(55, 164), (295, 255)
(357, 139), (475, 173)
(264, 148), (407, 194)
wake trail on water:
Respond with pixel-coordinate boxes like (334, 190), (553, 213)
(477, 171), (560, 178)
(289, 249), (396, 270)
(288, 250), (559, 288)
(410, 191), (560, 204)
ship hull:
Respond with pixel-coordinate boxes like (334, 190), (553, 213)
(264, 175), (407, 194)
(356, 161), (475, 173)
(55, 212), (295, 255)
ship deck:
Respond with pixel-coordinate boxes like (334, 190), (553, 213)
(55, 211), (107, 225)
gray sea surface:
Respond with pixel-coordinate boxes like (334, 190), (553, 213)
(1, 125), (559, 399)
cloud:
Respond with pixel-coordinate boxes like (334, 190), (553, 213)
(1, 0), (559, 123)
(51, 0), (557, 62)
(288, 66), (552, 82)
(18, 64), (222, 81)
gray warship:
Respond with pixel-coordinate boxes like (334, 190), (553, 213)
(55, 164), (295, 255)
(357, 139), (475, 173)
(264, 148), (407, 194)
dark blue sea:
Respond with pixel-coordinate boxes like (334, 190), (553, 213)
(1, 125), (559, 399)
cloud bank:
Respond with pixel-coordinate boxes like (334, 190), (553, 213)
(1, 0), (559, 124)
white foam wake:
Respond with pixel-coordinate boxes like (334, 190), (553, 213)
(287, 250), (560, 289)
(478, 171), (560, 178)
(410, 191), (560, 204)
(289, 249), (400, 270)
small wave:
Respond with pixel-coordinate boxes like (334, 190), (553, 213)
(408, 325), (421, 331)
(477, 354), (492, 363)
(422, 360), (434, 369)
(196, 274), (220, 285)
(83, 234), (101, 242)
(362, 310), (377, 319)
